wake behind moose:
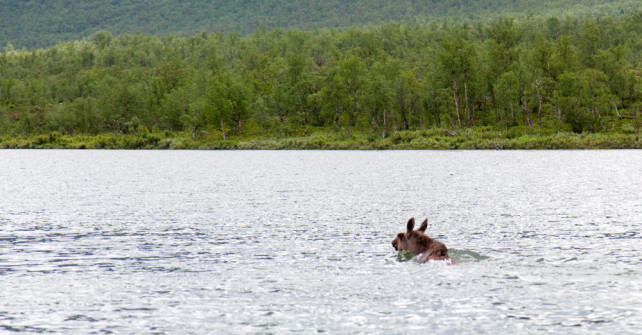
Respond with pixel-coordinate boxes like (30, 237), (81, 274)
(392, 218), (452, 263)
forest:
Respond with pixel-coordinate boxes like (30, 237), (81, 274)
(0, 11), (641, 149)
(1, 0), (639, 49)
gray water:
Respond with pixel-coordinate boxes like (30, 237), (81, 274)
(0, 150), (640, 334)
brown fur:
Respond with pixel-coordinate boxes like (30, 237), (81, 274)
(392, 217), (452, 262)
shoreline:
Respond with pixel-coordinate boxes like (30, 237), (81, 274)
(1, 130), (640, 150)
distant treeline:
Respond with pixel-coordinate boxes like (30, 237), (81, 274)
(1, 0), (639, 49)
(0, 13), (640, 141)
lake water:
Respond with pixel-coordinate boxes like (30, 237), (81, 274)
(0, 150), (640, 334)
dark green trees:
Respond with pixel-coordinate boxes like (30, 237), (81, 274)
(0, 12), (640, 140)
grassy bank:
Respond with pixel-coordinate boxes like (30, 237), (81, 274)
(1, 128), (640, 150)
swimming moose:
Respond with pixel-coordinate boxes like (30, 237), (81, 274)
(392, 218), (453, 263)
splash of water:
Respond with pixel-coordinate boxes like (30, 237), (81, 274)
(395, 249), (489, 263)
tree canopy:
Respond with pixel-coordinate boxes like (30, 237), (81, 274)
(1, 0), (640, 49)
(0, 12), (640, 148)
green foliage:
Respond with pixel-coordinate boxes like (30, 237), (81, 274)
(397, 251), (416, 262)
(0, 11), (640, 149)
(1, 0), (640, 49)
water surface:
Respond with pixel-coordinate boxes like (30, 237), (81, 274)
(1, 150), (640, 333)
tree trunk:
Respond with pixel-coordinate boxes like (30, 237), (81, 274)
(509, 103), (515, 124)
(302, 118), (312, 135)
(192, 125), (198, 141)
(232, 106), (239, 137)
(522, 99), (533, 131)
(612, 100), (622, 119)
(220, 118), (226, 140)
(463, 69), (471, 125)
(443, 121), (457, 137)
(350, 104), (357, 127)
(496, 104), (506, 131)
(382, 109), (387, 138)
(191, 109), (199, 140)
(535, 79), (543, 131)
(594, 106), (606, 130)
(409, 99), (415, 129)
(452, 79), (461, 127)
(401, 106), (409, 130)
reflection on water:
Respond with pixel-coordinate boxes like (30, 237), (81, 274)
(0, 150), (641, 334)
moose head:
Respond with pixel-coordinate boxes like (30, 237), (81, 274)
(392, 218), (452, 262)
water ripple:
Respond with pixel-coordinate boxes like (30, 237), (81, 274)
(0, 150), (640, 334)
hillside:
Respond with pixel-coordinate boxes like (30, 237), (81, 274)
(1, 0), (639, 49)
(1, 11), (640, 149)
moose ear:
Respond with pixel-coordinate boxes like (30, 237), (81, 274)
(418, 218), (428, 232)
(407, 218), (415, 233)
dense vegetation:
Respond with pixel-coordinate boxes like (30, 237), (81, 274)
(0, 12), (641, 149)
(1, 0), (640, 49)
